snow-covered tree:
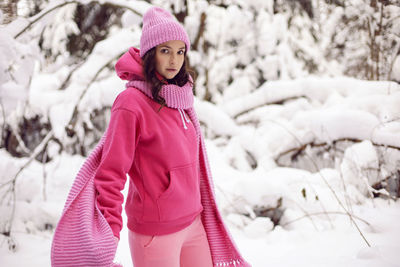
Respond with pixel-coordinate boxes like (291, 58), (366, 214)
(325, 0), (400, 80)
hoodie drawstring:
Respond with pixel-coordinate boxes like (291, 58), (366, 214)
(178, 109), (190, 130)
(182, 109), (190, 123)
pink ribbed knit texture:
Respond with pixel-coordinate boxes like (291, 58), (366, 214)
(51, 79), (251, 267)
(139, 7), (190, 57)
(51, 133), (122, 267)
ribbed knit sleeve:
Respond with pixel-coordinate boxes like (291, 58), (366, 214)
(94, 107), (140, 239)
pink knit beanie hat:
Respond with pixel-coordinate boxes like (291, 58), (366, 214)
(140, 6), (190, 58)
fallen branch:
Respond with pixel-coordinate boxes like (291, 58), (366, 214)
(276, 137), (400, 163)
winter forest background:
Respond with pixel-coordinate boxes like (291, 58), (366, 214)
(1, 0), (400, 266)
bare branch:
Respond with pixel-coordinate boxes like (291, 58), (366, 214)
(65, 51), (124, 135)
(14, 0), (143, 39)
(58, 62), (84, 91)
(192, 12), (206, 51)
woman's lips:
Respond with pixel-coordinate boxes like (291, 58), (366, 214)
(167, 68), (176, 72)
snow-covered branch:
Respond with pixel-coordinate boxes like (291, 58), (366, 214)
(14, 0), (147, 39)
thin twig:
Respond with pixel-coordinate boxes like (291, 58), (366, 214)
(290, 199), (319, 231)
(281, 211), (371, 227)
(0, 99), (6, 148)
(10, 125), (31, 155)
(339, 168), (353, 215)
(42, 147), (48, 201)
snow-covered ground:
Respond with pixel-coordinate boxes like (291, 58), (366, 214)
(2, 201), (400, 267)
(1, 141), (399, 267)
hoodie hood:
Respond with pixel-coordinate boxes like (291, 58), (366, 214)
(115, 47), (167, 84)
(115, 47), (144, 81)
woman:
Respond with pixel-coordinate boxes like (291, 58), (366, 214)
(51, 6), (251, 267)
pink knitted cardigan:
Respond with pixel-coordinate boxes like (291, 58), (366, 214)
(51, 79), (251, 267)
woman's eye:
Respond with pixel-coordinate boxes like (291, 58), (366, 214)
(178, 50), (185, 55)
(161, 49), (169, 54)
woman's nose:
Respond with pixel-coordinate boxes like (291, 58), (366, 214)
(169, 54), (176, 65)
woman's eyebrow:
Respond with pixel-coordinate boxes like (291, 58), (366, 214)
(160, 45), (185, 50)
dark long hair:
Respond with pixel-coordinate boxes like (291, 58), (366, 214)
(142, 47), (194, 112)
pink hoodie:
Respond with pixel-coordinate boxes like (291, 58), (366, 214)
(95, 47), (203, 239)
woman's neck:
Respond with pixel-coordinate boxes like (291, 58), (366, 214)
(155, 71), (180, 85)
(155, 71), (168, 84)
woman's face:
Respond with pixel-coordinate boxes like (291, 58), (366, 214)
(155, 40), (185, 80)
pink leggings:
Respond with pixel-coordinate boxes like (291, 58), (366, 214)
(128, 214), (213, 267)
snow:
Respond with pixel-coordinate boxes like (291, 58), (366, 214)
(194, 98), (240, 137)
(1, 0), (400, 267)
(392, 56), (400, 81)
(1, 149), (400, 267)
(341, 141), (380, 197)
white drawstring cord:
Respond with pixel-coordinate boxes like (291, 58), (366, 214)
(182, 110), (190, 123)
(178, 109), (188, 129)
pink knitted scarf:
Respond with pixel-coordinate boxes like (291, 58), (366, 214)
(51, 79), (251, 267)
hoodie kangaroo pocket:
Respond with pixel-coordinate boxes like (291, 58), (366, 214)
(157, 162), (201, 221)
